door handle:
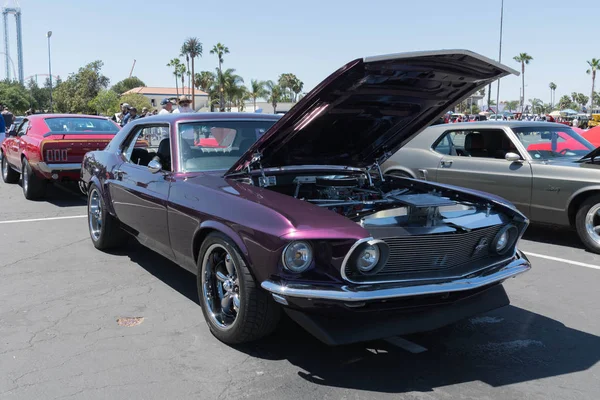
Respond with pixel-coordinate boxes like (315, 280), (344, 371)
(440, 160), (453, 168)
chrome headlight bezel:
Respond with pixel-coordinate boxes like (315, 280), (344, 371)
(282, 241), (314, 273)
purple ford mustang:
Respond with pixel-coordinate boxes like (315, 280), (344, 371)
(81, 50), (530, 346)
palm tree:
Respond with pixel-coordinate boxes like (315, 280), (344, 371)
(513, 53), (533, 112)
(549, 82), (557, 108)
(210, 43), (230, 111)
(221, 68), (244, 111)
(180, 46), (190, 96)
(265, 81), (282, 114)
(249, 79), (267, 111)
(195, 71), (216, 110)
(167, 58), (182, 98)
(178, 64), (187, 97)
(587, 59), (600, 114)
(182, 38), (203, 110)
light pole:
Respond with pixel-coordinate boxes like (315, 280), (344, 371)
(495, 0), (504, 115)
(46, 31), (53, 113)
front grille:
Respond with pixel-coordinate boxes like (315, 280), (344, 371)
(344, 224), (506, 282)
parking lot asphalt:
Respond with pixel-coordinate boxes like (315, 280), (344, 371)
(1, 180), (599, 400)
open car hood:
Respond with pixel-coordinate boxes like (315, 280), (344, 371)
(226, 49), (518, 175)
(579, 146), (600, 162)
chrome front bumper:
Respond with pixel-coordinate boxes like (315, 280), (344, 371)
(261, 251), (530, 303)
(37, 162), (81, 173)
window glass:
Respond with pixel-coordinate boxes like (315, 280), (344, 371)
(434, 129), (518, 159)
(178, 120), (276, 172)
(44, 117), (119, 133)
(512, 126), (594, 159)
(122, 126), (166, 168)
(17, 120), (29, 136)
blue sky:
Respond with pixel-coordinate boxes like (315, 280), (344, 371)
(4, 0), (599, 106)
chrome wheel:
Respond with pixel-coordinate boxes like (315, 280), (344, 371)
(202, 244), (240, 330)
(585, 204), (600, 245)
(88, 189), (103, 241)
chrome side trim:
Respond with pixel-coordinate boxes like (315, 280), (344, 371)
(37, 162), (81, 173)
(261, 253), (530, 302)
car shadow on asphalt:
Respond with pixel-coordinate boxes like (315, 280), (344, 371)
(235, 306), (600, 393)
(113, 242), (600, 394)
(16, 182), (87, 207)
(522, 224), (585, 250)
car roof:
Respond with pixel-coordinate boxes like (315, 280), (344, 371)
(26, 114), (111, 120)
(430, 121), (569, 130)
(131, 112), (282, 124)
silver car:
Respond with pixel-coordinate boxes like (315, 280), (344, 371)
(383, 121), (600, 253)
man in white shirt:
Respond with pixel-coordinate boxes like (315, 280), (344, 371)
(158, 98), (173, 115)
(572, 117), (579, 128)
(172, 96), (194, 113)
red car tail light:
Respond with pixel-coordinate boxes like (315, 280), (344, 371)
(45, 149), (68, 162)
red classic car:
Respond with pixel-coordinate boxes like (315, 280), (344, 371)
(1, 114), (121, 199)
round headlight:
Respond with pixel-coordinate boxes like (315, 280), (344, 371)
(496, 230), (509, 252)
(282, 241), (313, 273)
(492, 224), (519, 255)
(357, 244), (380, 272)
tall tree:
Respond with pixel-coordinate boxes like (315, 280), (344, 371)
(221, 68), (244, 111)
(505, 100), (519, 112)
(576, 93), (589, 111)
(89, 89), (120, 115)
(587, 59), (600, 114)
(52, 60), (110, 114)
(249, 79), (267, 111)
(549, 82), (557, 108)
(513, 53), (533, 112)
(265, 80), (282, 114)
(182, 38), (203, 109)
(167, 58), (182, 98)
(111, 76), (146, 95)
(210, 43), (230, 111)
(194, 71), (216, 111)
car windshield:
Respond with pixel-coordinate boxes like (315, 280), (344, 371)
(44, 117), (119, 133)
(178, 120), (277, 172)
(513, 126), (595, 159)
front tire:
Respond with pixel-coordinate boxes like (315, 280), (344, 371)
(197, 232), (280, 344)
(1, 154), (19, 184)
(575, 194), (600, 254)
(87, 184), (127, 250)
(21, 158), (47, 200)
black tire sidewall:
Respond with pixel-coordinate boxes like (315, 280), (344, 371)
(575, 194), (600, 253)
(197, 233), (254, 343)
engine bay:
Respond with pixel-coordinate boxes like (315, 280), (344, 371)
(247, 171), (507, 234)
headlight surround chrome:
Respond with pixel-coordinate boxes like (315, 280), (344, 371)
(492, 224), (519, 255)
(282, 241), (313, 273)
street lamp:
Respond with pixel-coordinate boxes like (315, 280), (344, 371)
(495, 0), (504, 114)
(46, 31), (53, 113)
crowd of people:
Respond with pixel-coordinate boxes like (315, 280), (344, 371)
(113, 95), (195, 127)
(0, 104), (16, 134)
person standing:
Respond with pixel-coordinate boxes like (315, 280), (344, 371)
(2, 106), (14, 129)
(158, 98), (173, 115)
(172, 96), (194, 113)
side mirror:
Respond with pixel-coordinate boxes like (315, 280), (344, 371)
(148, 159), (162, 173)
(505, 152), (521, 162)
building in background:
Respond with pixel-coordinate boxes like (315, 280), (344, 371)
(123, 87), (209, 111)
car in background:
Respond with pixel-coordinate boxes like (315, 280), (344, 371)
(382, 121), (600, 253)
(80, 50), (531, 346)
(1, 114), (121, 199)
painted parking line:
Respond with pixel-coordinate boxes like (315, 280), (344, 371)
(0, 215), (87, 225)
(524, 251), (600, 271)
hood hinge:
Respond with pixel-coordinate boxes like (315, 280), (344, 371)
(248, 151), (276, 187)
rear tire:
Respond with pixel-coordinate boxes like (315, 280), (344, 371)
(197, 232), (280, 344)
(87, 184), (127, 250)
(1, 154), (19, 184)
(21, 158), (47, 200)
(575, 194), (600, 254)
